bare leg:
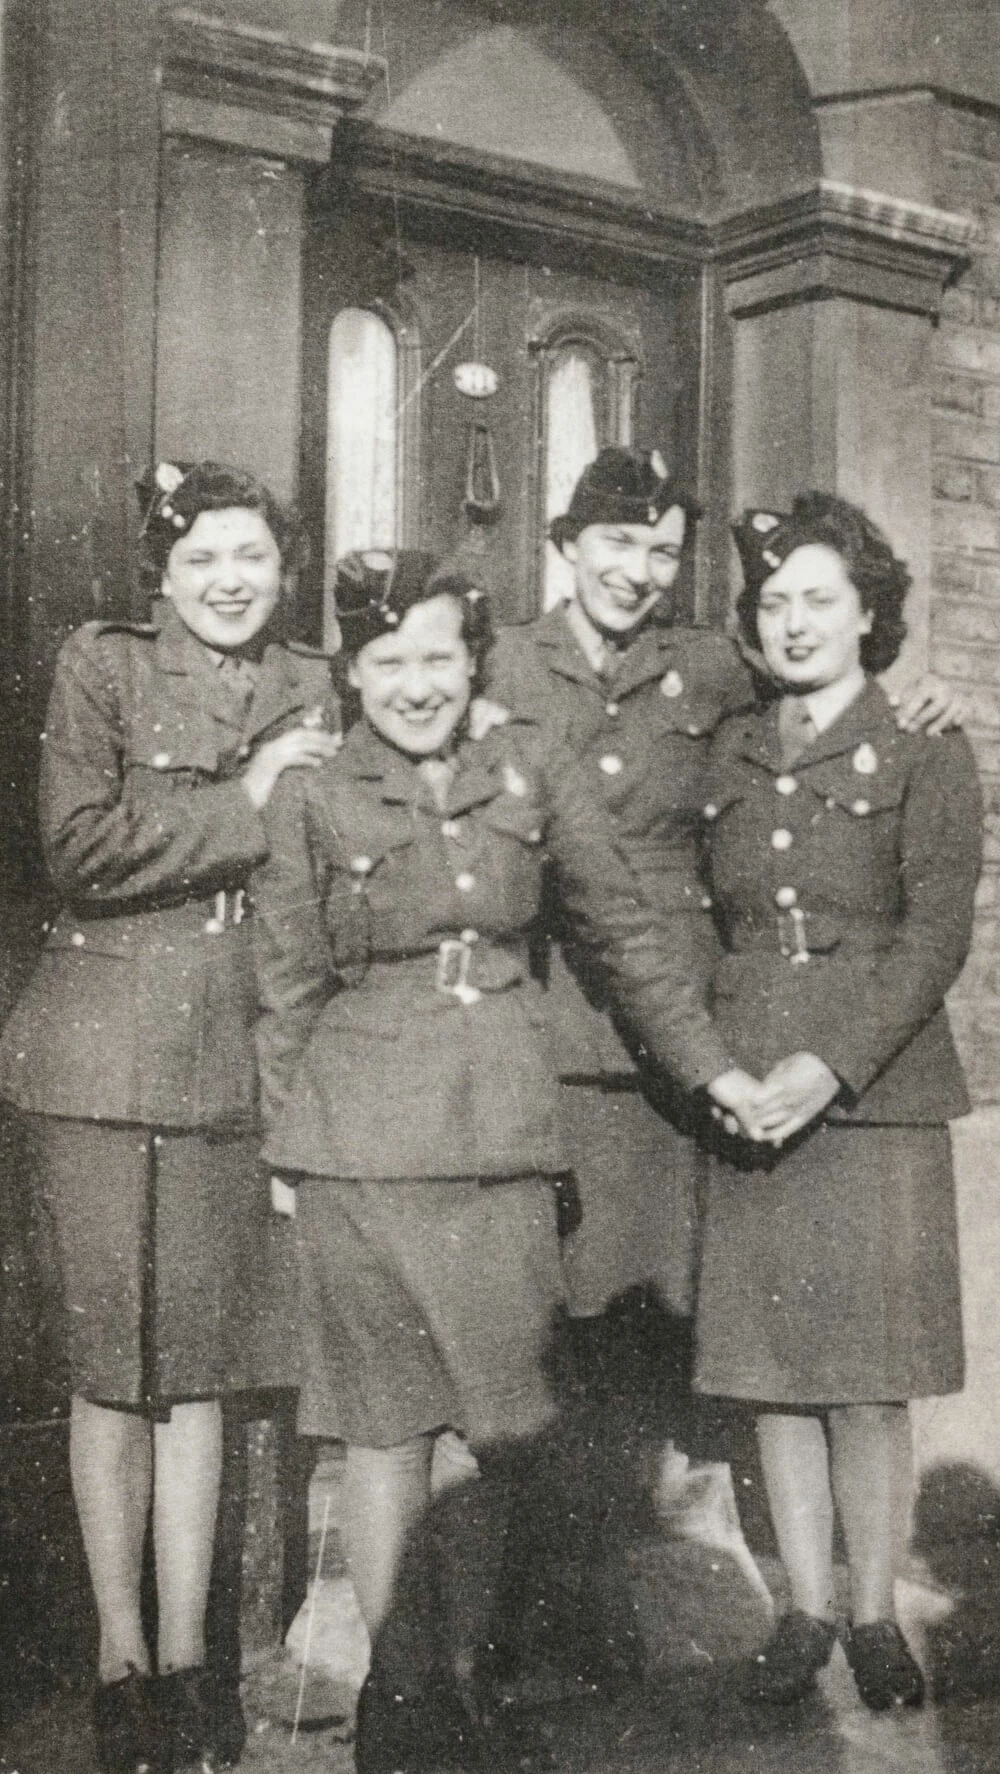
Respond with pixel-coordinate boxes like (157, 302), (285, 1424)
(153, 1398), (223, 1673)
(829, 1402), (911, 1624)
(69, 1394), (152, 1683)
(341, 1437), (435, 1643)
(756, 1411), (836, 1620)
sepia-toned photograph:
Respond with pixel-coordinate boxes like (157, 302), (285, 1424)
(1, 3), (999, 1771)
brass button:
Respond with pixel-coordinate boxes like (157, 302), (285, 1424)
(775, 886), (798, 909)
(775, 775), (797, 796)
(771, 829), (793, 851)
(599, 755), (624, 776)
(455, 871), (476, 893)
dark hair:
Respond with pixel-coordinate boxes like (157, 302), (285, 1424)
(735, 492), (910, 674)
(137, 460), (307, 585)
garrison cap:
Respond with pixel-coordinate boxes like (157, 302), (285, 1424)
(333, 549), (487, 655)
(549, 447), (699, 550)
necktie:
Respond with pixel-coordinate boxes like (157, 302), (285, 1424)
(216, 653), (256, 727)
(777, 695), (816, 768)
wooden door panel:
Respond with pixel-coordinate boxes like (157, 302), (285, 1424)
(301, 184), (701, 632)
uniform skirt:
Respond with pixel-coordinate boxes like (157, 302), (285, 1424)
(558, 1071), (705, 1319)
(291, 1174), (564, 1449)
(694, 1122), (965, 1406)
(26, 1114), (268, 1411)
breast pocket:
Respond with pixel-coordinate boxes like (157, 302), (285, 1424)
(805, 768), (905, 900)
(127, 729), (224, 785)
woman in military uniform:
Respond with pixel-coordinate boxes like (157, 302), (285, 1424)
(695, 493), (982, 1711)
(252, 548), (757, 1774)
(0, 462), (339, 1773)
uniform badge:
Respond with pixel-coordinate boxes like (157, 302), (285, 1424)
(660, 669), (684, 698)
(852, 743), (878, 775)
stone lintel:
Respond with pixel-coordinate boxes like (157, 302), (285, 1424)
(720, 180), (981, 319)
(161, 6), (385, 161)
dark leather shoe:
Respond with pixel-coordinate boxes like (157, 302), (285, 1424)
(844, 1621), (925, 1711)
(745, 1610), (838, 1703)
(354, 1671), (474, 1774)
(160, 1666), (244, 1771)
(92, 1666), (163, 1774)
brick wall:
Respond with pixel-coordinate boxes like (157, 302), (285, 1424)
(932, 101), (1000, 1102)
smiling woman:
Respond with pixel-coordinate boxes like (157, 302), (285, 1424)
(0, 460), (341, 1774)
(250, 544), (758, 1774)
(159, 507), (283, 651)
(696, 491), (982, 1713)
(346, 595), (478, 757)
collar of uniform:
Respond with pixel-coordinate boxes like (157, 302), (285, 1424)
(150, 598), (221, 680)
(540, 602), (675, 695)
(610, 621), (679, 698)
(242, 641), (320, 740)
(532, 604), (602, 689)
(340, 717), (514, 817)
(150, 599), (315, 737)
(738, 675), (892, 773)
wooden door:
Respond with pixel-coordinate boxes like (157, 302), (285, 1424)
(299, 149), (706, 643)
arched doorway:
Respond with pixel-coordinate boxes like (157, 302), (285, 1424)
(297, 0), (821, 642)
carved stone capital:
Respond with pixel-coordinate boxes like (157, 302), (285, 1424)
(161, 6), (385, 163)
(718, 179), (981, 319)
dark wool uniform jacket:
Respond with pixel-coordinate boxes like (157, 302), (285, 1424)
(704, 678), (982, 1124)
(0, 604), (337, 1129)
(253, 718), (734, 1181)
(485, 609), (755, 1077)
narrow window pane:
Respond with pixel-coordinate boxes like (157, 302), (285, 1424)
(543, 348), (599, 610)
(326, 309), (397, 640)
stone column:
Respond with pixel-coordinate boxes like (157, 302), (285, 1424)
(721, 180), (977, 683)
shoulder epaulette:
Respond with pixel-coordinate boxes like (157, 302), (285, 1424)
(287, 637), (339, 661)
(89, 618), (159, 638)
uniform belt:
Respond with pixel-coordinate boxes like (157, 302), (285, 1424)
(57, 888), (250, 944)
(727, 913), (895, 965)
(362, 938), (529, 1004)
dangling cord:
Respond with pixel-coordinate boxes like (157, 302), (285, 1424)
(473, 254), (482, 361)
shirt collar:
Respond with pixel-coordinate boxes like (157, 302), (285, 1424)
(801, 665), (867, 734)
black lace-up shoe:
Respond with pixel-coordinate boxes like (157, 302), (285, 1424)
(744, 1610), (838, 1703)
(844, 1620), (925, 1711)
(92, 1666), (163, 1774)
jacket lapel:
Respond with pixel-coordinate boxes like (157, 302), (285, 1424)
(610, 624), (678, 699)
(244, 643), (317, 740)
(786, 678), (895, 771)
(535, 606), (604, 692)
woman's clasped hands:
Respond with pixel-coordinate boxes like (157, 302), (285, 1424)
(708, 1054), (840, 1145)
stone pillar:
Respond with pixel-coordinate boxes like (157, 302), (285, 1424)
(721, 180), (977, 684)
